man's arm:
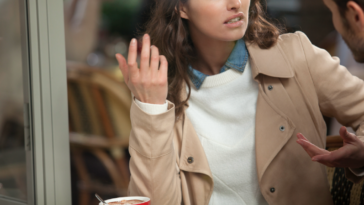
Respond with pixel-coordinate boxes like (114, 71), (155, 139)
(296, 31), (364, 182)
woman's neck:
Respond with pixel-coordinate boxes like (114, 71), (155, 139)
(189, 28), (236, 76)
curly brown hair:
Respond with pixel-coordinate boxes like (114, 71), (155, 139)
(144, 0), (282, 119)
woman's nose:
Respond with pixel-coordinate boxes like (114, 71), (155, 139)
(227, 0), (242, 11)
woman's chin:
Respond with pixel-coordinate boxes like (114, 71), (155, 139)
(218, 28), (247, 42)
(219, 33), (246, 42)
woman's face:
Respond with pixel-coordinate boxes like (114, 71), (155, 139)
(180, 0), (251, 42)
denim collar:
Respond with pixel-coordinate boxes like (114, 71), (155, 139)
(188, 39), (249, 89)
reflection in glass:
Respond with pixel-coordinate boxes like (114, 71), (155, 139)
(0, 0), (28, 201)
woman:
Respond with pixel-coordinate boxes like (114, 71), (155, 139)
(115, 0), (364, 204)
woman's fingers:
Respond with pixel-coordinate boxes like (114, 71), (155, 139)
(158, 55), (168, 81)
(115, 53), (128, 83)
(127, 38), (139, 83)
(127, 38), (138, 66)
(140, 34), (151, 72)
(150, 46), (160, 79)
(120, 34), (168, 104)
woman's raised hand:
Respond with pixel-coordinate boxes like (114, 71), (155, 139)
(115, 34), (168, 104)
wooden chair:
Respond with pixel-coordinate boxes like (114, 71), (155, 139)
(326, 136), (364, 205)
(67, 63), (132, 205)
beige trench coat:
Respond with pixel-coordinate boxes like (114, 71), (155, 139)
(127, 32), (364, 205)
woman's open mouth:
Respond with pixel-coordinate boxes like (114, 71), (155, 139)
(225, 17), (242, 24)
(224, 17), (244, 28)
(224, 13), (244, 28)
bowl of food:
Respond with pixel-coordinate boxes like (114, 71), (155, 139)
(99, 196), (150, 205)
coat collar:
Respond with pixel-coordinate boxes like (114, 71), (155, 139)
(246, 41), (295, 79)
(181, 41), (295, 107)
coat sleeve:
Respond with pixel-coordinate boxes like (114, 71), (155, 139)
(297, 31), (364, 183)
(127, 100), (182, 204)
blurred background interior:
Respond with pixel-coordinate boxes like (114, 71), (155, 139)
(0, 0), (363, 204)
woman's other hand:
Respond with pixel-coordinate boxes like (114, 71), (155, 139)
(115, 34), (168, 104)
(296, 127), (364, 168)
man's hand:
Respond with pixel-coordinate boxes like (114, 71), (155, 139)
(296, 126), (364, 168)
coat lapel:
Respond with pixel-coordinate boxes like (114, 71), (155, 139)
(247, 42), (297, 182)
(178, 107), (214, 205)
(254, 86), (296, 181)
(178, 115), (213, 179)
(178, 83), (213, 179)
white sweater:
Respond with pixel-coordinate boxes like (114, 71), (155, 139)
(136, 62), (268, 204)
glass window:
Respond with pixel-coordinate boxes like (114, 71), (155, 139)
(0, 0), (31, 202)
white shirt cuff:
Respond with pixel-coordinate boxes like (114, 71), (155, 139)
(134, 99), (168, 115)
(349, 167), (364, 177)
